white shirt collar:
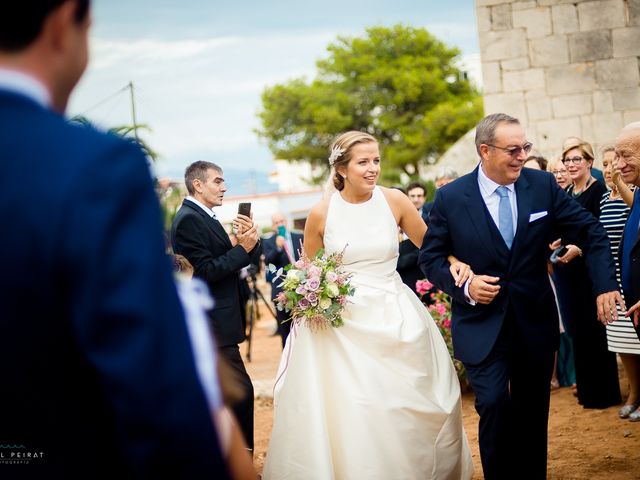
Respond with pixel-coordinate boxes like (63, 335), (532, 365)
(0, 68), (51, 108)
(478, 163), (515, 196)
(186, 196), (216, 218)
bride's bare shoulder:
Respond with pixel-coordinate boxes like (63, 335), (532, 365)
(307, 197), (331, 225)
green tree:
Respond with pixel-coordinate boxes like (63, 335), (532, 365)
(256, 24), (483, 183)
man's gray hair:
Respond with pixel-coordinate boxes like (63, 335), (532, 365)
(184, 160), (222, 195)
(475, 113), (520, 156)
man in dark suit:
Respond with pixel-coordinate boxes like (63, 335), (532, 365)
(419, 113), (622, 479)
(263, 212), (303, 347)
(395, 184), (427, 297)
(618, 123), (640, 340)
(171, 160), (261, 453)
(0, 1), (231, 478)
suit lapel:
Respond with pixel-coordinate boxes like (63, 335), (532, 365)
(463, 168), (508, 259)
(182, 199), (231, 248)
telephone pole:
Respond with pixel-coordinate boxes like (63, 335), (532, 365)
(128, 81), (140, 142)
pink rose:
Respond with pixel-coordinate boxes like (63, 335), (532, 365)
(435, 304), (447, 316)
(308, 266), (322, 278)
(306, 292), (318, 304)
(295, 285), (307, 295)
(306, 277), (321, 291)
(326, 271), (338, 283)
(443, 319), (451, 329)
(276, 292), (287, 304)
(299, 298), (310, 310)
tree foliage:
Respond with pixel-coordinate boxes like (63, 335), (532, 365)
(256, 24), (483, 182)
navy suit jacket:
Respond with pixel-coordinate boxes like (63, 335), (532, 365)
(0, 91), (228, 478)
(172, 199), (261, 346)
(262, 231), (303, 298)
(419, 166), (617, 365)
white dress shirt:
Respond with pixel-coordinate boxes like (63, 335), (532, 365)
(464, 165), (519, 304)
(185, 195), (216, 218)
(0, 68), (51, 108)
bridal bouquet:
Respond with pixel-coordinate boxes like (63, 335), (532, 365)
(269, 248), (355, 330)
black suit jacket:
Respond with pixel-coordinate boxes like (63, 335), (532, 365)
(262, 232), (303, 298)
(0, 91), (228, 478)
(171, 199), (260, 346)
(419, 167), (617, 365)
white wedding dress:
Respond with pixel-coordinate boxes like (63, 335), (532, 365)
(262, 187), (473, 479)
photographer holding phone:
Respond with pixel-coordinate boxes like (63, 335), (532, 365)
(172, 160), (261, 453)
(263, 212), (303, 347)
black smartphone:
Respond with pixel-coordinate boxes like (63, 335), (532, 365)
(238, 202), (251, 217)
(556, 246), (568, 257)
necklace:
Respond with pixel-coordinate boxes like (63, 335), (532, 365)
(571, 177), (592, 197)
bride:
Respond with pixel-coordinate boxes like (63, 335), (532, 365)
(262, 131), (474, 479)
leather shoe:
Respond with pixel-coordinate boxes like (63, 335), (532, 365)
(619, 403), (639, 418)
(629, 410), (640, 422)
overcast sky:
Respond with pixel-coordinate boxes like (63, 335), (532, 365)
(68, 0), (481, 181)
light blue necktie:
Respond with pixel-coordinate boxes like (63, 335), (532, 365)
(496, 186), (514, 249)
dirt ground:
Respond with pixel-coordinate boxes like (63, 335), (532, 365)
(244, 295), (640, 479)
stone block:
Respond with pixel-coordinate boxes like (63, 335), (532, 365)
(546, 63), (597, 95)
(479, 29), (529, 61)
(513, 6), (552, 39)
(569, 30), (612, 62)
(552, 94), (593, 118)
(477, 7), (492, 32)
(482, 62), (502, 94)
(477, 0), (513, 6)
(580, 115), (595, 143)
(592, 112), (623, 144)
(630, 0), (640, 26)
(596, 58), (640, 89)
(501, 57), (530, 71)
(536, 116), (582, 153)
(491, 4), (512, 30)
(539, 0), (584, 5)
(503, 68), (546, 92)
(551, 4), (579, 35)
(578, 0), (625, 31)
(613, 27), (640, 58)
(484, 92), (528, 123)
(529, 35), (570, 67)
(526, 89), (553, 120)
(512, 1), (538, 11)
(593, 90), (614, 113)
(624, 110), (640, 125)
(612, 88), (640, 110)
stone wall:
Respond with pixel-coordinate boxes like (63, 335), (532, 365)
(477, 0), (640, 161)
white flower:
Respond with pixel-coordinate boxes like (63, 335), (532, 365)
(328, 145), (344, 166)
(319, 297), (332, 310)
(326, 283), (340, 298)
(286, 269), (300, 280)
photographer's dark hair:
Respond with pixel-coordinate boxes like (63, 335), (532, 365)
(0, 0), (90, 52)
(184, 160), (222, 195)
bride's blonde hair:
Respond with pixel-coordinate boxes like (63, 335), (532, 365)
(329, 131), (378, 191)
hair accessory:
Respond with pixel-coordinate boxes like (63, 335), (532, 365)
(328, 145), (344, 166)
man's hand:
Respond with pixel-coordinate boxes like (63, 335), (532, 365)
(596, 290), (626, 324)
(237, 223), (259, 253)
(233, 214), (253, 235)
(627, 300), (640, 328)
(468, 275), (501, 305)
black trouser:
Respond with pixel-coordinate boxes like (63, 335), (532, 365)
(464, 315), (555, 479)
(218, 344), (254, 452)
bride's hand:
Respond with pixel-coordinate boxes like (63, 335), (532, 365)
(449, 261), (474, 288)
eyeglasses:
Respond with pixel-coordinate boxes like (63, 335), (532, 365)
(551, 170), (567, 176)
(486, 142), (533, 157)
(562, 156), (585, 165)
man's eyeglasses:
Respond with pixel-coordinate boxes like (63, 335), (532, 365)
(562, 156), (585, 165)
(486, 142), (533, 157)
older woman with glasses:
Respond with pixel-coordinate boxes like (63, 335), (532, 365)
(549, 158), (570, 189)
(551, 138), (622, 409)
